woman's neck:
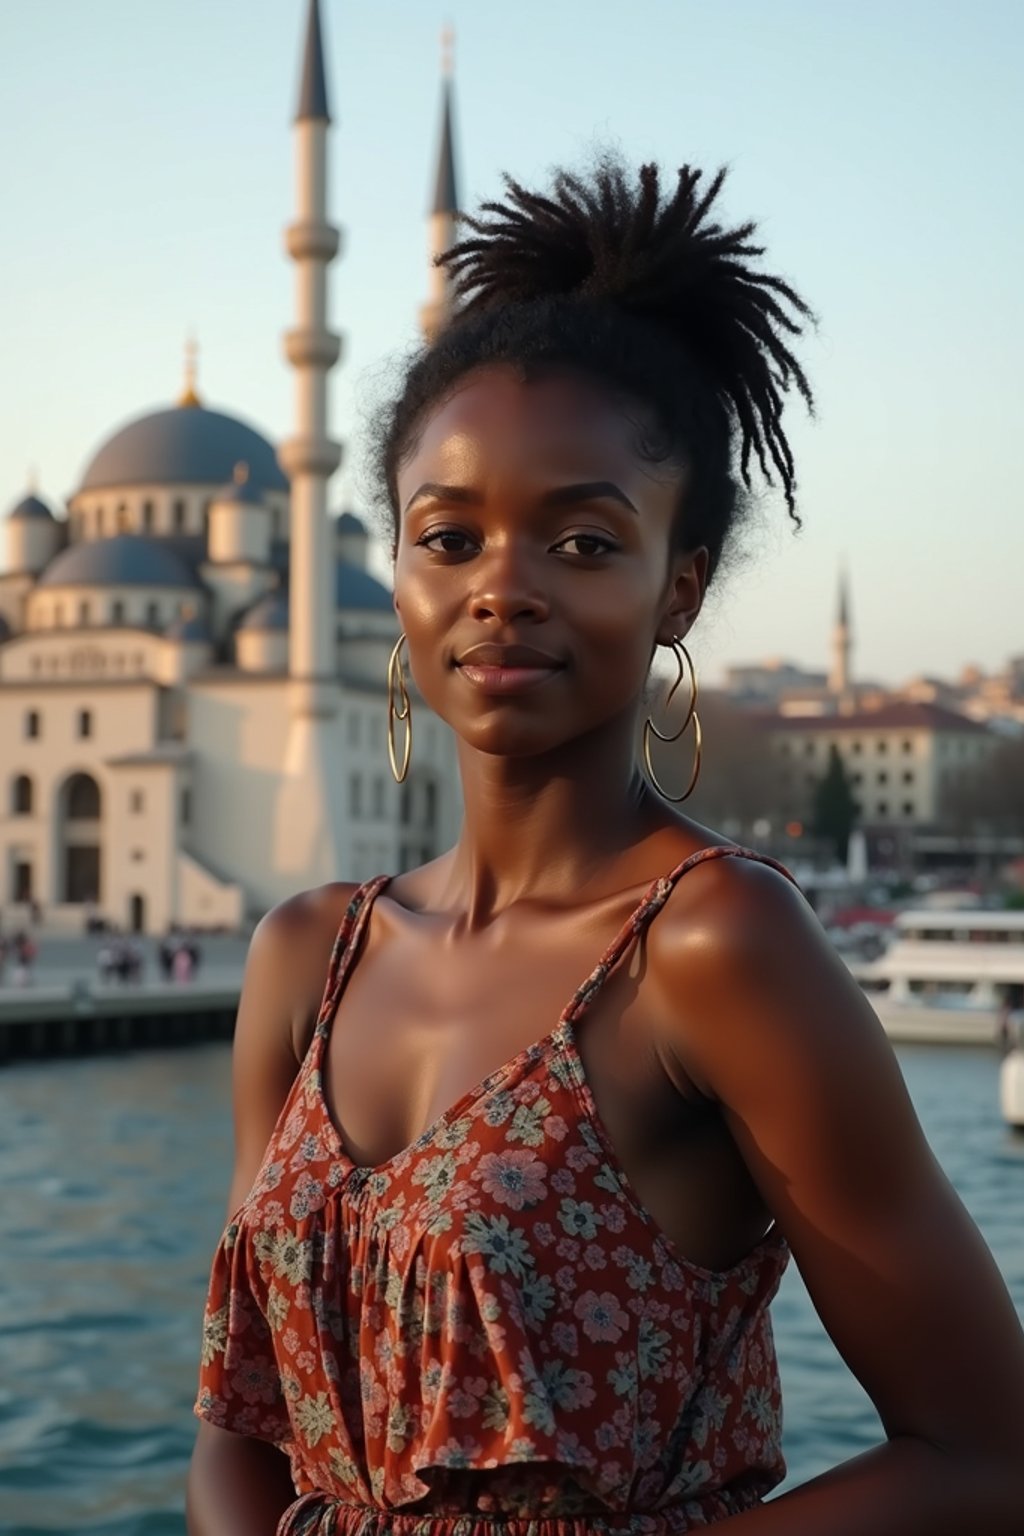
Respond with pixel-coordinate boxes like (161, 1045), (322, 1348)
(439, 721), (667, 927)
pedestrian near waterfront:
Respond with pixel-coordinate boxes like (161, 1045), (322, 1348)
(188, 156), (1024, 1535)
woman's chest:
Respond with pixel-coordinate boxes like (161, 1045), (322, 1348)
(301, 895), (769, 1272)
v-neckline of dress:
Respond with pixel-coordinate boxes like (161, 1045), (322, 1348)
(309, 867), (662, 1181)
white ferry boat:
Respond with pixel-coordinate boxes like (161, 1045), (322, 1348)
(844, 908), (1024, 1045)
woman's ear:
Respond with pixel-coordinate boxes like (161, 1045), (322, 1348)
(658, 546), (708, 645)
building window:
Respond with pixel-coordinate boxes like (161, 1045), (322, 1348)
(77, 709), (92, 739)
(369, 715), (383, 752)
(173, 498), (186, 531)
(180, 787), (192, 826)
(877, 770), (888, 785)
(25, 710), (40, 739)
(902, 739), (913, 754)
(112, 598), (125, 624)
(145, 599), (160, 627)
(131, 789), (144, 813)
(13, 860), (33, 903)
(852, 771), (863, 785)
(131, 848), (144, 862)
(851, 741), (862, 755)
(902, 770), (914, 784)
(347, 712), (361, 747)
(142, 500), (154, 531)
(804, 741), (815, 756)
(117, 502), (130, 531)
(877, 799), (889, 816)
(12, 775), (33, 815)
(350, 773), (363, 818)
(373, 776), (386, 819)
(902, 801), (914, 816)
(876, 739), (888, 754)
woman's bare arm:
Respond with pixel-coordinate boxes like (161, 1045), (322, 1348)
(658, 858), (1024, 1534)
(186, 885), (356, 1536)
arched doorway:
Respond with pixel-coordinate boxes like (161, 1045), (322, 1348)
(58, 772), (102, 904)
(129, 893), (146, 933)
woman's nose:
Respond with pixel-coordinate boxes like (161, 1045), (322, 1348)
(467, 547), (550, 626)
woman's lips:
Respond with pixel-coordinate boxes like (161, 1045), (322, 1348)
(456, 664), (562, 694)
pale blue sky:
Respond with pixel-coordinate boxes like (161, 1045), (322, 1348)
(2, 0), (1021, 687)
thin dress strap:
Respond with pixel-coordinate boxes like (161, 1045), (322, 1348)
(314, 874), (391, 1033)
(563, 844), (800, 1022)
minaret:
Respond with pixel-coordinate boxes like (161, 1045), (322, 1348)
(273, 0), (347, 883)
(829, 562), (853, 706)
(419, 27), (460, 343)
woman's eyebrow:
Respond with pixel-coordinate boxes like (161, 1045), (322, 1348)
(541, 482), (638, 514)
(403, 482), (481, 514)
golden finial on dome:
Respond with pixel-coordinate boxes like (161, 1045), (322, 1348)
(178, 334), (202, 408)
(441, 21), (455, 78)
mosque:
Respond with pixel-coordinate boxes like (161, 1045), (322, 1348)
(0, 2), (463, 934)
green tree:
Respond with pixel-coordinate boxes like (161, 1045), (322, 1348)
(812, 743), (859, 863)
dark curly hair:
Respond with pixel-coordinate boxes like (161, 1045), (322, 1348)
(368, 154), (816, 586)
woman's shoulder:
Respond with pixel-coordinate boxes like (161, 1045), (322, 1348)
(256, 879), (367, 1063)
(644, 835), (847, 1094)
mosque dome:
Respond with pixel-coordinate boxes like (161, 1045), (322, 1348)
(335, 511), (367, 533)
(214, 461), (267, 506)
(38, 534), (200, 589)
(238, 588), (289, 632)
(335, 562), (392, 611)
(7, 492), (56, 521)
(165, 610), (212, 643)
(78, 404), (288, 493)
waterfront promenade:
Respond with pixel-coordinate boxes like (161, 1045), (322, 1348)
(0, 932), (251, 1062)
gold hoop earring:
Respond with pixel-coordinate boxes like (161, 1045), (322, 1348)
(387, 633), (412, 784)
(642, 638), (703, 802)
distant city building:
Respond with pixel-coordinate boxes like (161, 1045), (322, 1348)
(757, 702), (997, 832)
(0, 3), (462, 933)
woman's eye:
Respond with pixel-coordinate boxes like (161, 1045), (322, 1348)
(417, 528), (475, 554)
(553, 533), (617, 557)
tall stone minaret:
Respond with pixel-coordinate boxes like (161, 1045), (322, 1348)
(829, 562), (853, 707)
(419, 28), (461, 344)
(273, 0), (347, 883)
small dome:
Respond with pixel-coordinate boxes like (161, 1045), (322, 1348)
(238, 589), (289, 632)
(38, 534), (200, 590)
(8, 492), (56, 521)
(214, 461), (266, 507)
(165, 610), (212, 643)
(335, 511), (367, 534)
(336, 561), (392, 612)
(78, 404), (287, 492)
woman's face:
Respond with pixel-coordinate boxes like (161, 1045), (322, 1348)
(393, 364), (706, 761)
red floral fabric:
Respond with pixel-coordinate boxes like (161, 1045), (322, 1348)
(195, 845), (799, 1535)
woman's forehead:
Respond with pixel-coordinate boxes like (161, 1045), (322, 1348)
(401, 366), (651, 478)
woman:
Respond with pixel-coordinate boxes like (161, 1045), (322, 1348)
(187, 159), (1024, 1535)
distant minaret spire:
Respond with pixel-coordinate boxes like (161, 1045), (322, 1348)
(829, 561), (853, 703)
(179, 334), (201, 408)
(273, 0), (347, 883)
(420, 25), (460, 343)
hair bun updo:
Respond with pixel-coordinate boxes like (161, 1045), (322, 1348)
(373, 153), (816, 583)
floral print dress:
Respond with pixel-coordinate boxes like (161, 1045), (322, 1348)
(194, 845), (799, 1535)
